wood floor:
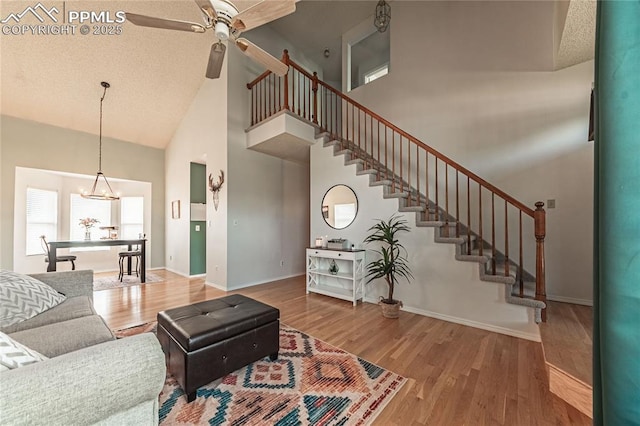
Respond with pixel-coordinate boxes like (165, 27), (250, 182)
(93, 270), (591, 425)
(539, 301), (593, 418)
(540, 301), (592, 387)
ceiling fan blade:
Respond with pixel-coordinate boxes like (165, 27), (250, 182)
(206, 42), (226, 79)
(231, 0), (296, 32)
(125, 12), (207, 33)
(236, 38), (288, 76)
(194, 0), (217, 23)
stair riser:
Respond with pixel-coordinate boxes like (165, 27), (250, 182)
(325, 134), (543, 322)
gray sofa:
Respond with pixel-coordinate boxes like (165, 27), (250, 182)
(0, 270), (166, 425)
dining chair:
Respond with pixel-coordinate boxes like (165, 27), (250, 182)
(118, 235), (144, 281)
(40, 235), (76, 271)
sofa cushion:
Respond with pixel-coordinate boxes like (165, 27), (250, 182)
(0, 331), (48, 372)
(0, 296), (96, 334)
(0, 270), (66, 329)
(9, 315), (114, 358)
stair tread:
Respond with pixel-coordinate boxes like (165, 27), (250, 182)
(321, 133), (544, 317)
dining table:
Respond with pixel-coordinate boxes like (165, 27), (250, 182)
(46, 238), (147, 282)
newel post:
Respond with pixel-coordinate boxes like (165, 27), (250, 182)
(282, 50), (290, 111)
(312, 72), (319, 125)
(534, 201), (547, 321)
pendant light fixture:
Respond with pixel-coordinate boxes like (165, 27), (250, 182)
(82, 81), (119, 201)
(374, 0), (391, 33)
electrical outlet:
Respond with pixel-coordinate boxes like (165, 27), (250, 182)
(547, 199), (556, 209)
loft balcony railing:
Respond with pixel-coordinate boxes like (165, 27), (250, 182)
(247, 51), (547, 320)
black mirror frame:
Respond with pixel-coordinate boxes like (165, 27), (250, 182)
(321, 184), (359, 230)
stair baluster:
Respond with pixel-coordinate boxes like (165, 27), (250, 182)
(246, 53), (548, 321)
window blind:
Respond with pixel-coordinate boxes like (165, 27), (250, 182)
(26, 188), (58, 256)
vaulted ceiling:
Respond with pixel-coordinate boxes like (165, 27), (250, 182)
(0, 0), (595, 150)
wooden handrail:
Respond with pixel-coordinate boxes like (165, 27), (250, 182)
(315, 80), (535, 217)
(245, 52), (546, 319)
(245, 53), (537, 216)
(288, 59), (314, 80)
(246, 69), (272, 89)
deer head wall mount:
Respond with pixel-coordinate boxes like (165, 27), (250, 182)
(208, 170), (225, 211)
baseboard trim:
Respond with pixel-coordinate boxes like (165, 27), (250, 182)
(204, 273), (305, 291)
(364, 297), (541, 342)
(164, 267), (189, 277)
(205, 281), (225, 290)
(546, 295), (593, 306)
(547, 360), (593, 418)
(226, 273), (305, 291)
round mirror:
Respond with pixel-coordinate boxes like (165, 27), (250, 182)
(321, 185), (358, 229)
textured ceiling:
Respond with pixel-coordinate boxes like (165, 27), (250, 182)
(556, 0), (596, 70)
(0, 0), (261, 149)
(1, 0), (595, 150)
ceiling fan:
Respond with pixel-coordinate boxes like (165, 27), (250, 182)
(126, 0), (296, 79)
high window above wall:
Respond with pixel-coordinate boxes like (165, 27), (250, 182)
(344, 18), (391, 92)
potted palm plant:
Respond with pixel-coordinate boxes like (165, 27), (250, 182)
(364, 214), (413, 318)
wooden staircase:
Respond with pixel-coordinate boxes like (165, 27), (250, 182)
(247, 50), (548, 322)
(321, 132), (546, 322)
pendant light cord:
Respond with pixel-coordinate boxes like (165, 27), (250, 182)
(98, 83), (108, 173)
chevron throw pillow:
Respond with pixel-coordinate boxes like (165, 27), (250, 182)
(0, 270), (66, 329)
(0, 331), (48, 372)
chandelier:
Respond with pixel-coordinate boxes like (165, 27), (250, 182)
(374, 0), (391, 33)
(82, 81), (119, 201)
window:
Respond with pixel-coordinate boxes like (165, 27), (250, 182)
(70, 194), (111, 250)
(348, 28), (390, 91)
(120, 196), (144, 239)
(26, 188), (58, 256)
(364, 64), (389, 84)
(334, 203), (357, 229)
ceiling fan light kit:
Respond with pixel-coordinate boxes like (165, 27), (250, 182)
(126, 0), (296, 79)
(82, 82), (120, 201)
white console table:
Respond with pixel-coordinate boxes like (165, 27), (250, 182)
(306, 248), (366, 306)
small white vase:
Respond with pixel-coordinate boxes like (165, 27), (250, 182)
(84, 231), (91, 241)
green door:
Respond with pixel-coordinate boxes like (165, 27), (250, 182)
(190, 162), (207, 275)
(190, 221), (206, 275)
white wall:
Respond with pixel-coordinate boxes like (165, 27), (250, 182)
(246, 25), (323, 80)
(340, 2), (593, 304)
(1, 116), (165, 271)
(225, 45), (309, 289)
(164, 25), (310, 288)
(310, 138), (539, 341)
(0, 128), (3, 264)
(13, 167), (151, 274)
(164, 63), (228, 281)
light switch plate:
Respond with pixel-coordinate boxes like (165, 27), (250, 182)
(195, 225), (200, 231)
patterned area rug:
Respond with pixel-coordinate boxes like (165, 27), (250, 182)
(113, 322), (406, 425)
(93, 272), (163, 291)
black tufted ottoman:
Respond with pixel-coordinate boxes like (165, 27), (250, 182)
(156, 294), (280, 402)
